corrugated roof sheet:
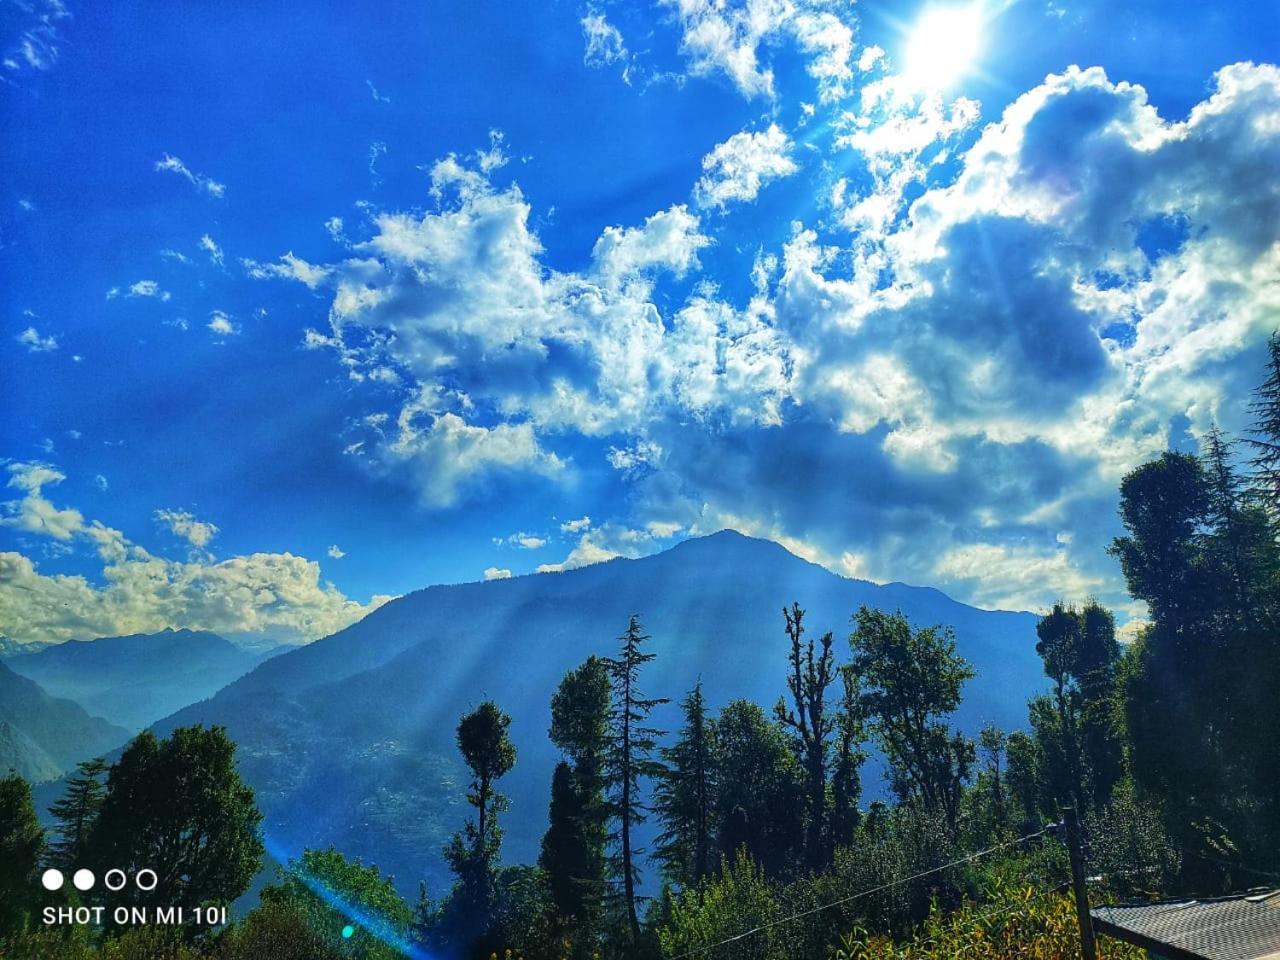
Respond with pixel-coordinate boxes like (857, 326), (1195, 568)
(1092, 891), (1280, 960)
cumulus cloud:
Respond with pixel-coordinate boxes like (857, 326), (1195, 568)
(933, 542), (1106, 612)
(694, 124), (798, 209)
(207, 310), (239, 336)
(535, 521), (669, 573)
(16, 326), (58, 352)
(660, 0), (791, 98)
(0, 465), (389, 645)
(659, 0), (856, 100)
(327, 544), (346, 559)
(154, 154), (226, 198)
(1, 462), (84, 541)
(483, 566), (512, 580)
(269, 144), (790, 506)
(259, 63), (1280, 614)
(560, 516), (591, 534)
(591, 204), (710, 281)
(387, 408), (565, 509)
(154, 509), (219, 549)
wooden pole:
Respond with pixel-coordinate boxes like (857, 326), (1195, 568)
(1064, 805), (1098, 960)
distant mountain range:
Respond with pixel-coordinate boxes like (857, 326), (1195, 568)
(4, 629), (279, 731)
(133, 530), (1048, 898)
(0, 662), (130, 783)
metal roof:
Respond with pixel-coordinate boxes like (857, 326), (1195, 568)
(1092, 891), (1280, 960)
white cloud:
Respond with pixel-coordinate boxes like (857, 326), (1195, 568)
(109, 279), (172, 302)
(366, 79), (391, 103)
(242, 252), (331, 288)
(591, 204), (710, 281)
(535, 521), (666, 573)
(369, 141), (387, 184)
(263, 64), (1280, 614)
(560, 516), (591, 534)
(660, 0), (791, 98)
(933, 543), (1105, 612)
(791, 11), (855, 101)
(154, 154), (226, 198)
(200, 234), (224, 266)
(659, 0), (856, 100)
(646, 520), (682, 538)
(16, 326), (58, 352)
(207, 311), (239, 336)
(3, 0), (70, 77)
(154, 509), (219, 549)
(327, 544), (346, 559)
(94, 474), (109, 492)
(694, 123), (798, 209)
(1, 462), (83, 541)
(582, 9), (628, 68)
(536, 537), (620, 573)
(483, 566), (512, 580)
(0, 465), (390, 645)
(387, 408), (565, 509)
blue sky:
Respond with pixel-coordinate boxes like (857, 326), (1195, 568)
(2, 0), (1278, 646)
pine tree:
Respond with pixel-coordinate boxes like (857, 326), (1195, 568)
(1203, 424), (1268, 629)
(774, 603), (837, 871)
(0, 772), (45, 938)
(48, 756), (108, 870)
(654, 682), (715, 889)
(604, 614), (668, 946)
(1247, 330), (1280, 505)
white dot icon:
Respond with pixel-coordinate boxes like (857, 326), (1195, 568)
(73, 868), (95, 891)
(41, 868), (64, 891)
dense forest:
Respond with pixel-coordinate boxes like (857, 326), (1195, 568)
(4, 336), (1280, 959)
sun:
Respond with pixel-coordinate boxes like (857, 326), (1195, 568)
(903, 3), (985, 91)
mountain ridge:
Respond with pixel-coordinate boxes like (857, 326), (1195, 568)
(137, 529), (1047, 897)
(0, 662), (131, 783)
(6, 629), (277, 731)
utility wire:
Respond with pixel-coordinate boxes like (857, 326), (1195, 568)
(664, 825), (1060, 959)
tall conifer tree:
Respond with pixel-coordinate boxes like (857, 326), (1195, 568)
(605, 614), (668, 945)
(48, 757), (109, 870)
(654, 682), (715, 889)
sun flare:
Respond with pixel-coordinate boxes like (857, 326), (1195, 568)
(903, 3), (985, 90)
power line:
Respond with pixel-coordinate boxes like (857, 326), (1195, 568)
(664, 825), (1060, 959)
